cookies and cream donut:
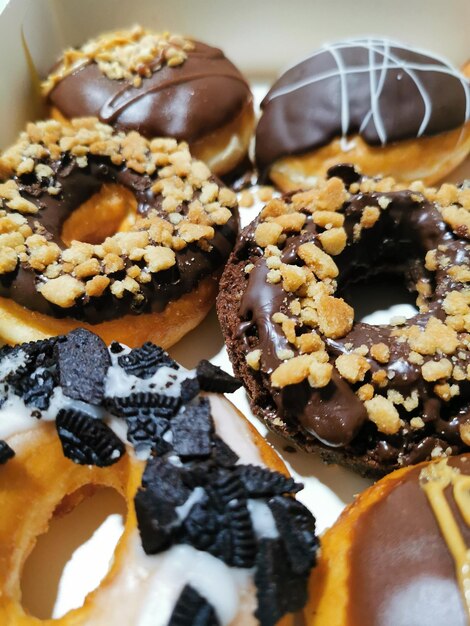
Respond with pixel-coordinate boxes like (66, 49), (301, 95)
(217, 164), (470, 477)
(0, 118), (239, 347)
(255, 38), (470, 190)
(43, 27), (255, 178)
(307, 454), (470, 626)
(0, 328), (318, 625)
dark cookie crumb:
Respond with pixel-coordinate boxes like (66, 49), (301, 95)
(0, 440), (15, 464)
(108, 392), (181, 419)
(171, 399), (213, 458)
(169, 585), (220, 626)
(196, 359), (242, 393)
(118, 342), (177, 379)
(56, 408), (125, 467)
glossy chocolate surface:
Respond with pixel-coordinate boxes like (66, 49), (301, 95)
(0, 157), (237, 323)
(234, 165), (470, 471)
(255, 39), (470, 174)
(348, 455), (470, 626)
(49, 42), (251, 144)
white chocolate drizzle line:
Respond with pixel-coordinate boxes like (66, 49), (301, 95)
(267, 38), (470, 144)
(419, 459), (470, 623)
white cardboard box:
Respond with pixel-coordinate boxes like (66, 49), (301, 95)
(1, 0), (470, 618)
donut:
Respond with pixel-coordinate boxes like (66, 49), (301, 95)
(42, 26), (255, 178)
(0, 117), (239, 347)
(0, 328), (318, 625)
(217, 164), (470, 477)
(307, 453), (470, 626)
(255, 38), (470, 190)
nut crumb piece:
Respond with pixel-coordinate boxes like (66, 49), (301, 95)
(364, 395), (402, 435)
(38, 275), (85, 307)
(246, 349), (262, 370)
(370, 342), (390, 363)
(335, 353), (370, 383)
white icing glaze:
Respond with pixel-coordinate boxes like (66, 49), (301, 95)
(247, 500), (279, 540)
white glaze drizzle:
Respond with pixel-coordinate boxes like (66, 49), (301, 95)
(266, 37), (470, 144)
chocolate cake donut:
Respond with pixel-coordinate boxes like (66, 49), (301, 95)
(0, 118), (238, 347)
(308, 454), (470, 626)
(256, 38), (470, 190)
(43, 27), (255, 177)
(0, 329), (318, 625)
(217, 164), (470, 477)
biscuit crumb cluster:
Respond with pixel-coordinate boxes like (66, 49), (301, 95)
(42, 26), (195, 94)
(0, 118), (236, 308)
(244, 172), (470, 440)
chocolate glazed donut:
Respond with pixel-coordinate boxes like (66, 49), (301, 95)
(0, 119), (238, 347)
(217, 164), (470, 477)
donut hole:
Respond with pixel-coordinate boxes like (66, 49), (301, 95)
(21, 485), (126, 620)
(342, 273), (419, 325)
(61, 183), (138, 246)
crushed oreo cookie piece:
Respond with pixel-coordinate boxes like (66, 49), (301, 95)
(109, 341), (124, 354)
(268, 496), (318, 575)
(180, 376), (200, 403)
(109, 392), (181, 419)
(0, 440), (15, 464)
(196, 360), (242, 393)
(212, 435), (239, 468)
(255, 539), (309, 626)
(184, 471), (257, 568)
(169, 585), (220, 626)
(136, 456), (191, 554)
(56, 408), (124, 467)
(22, 369), (56, 411)
(118, 342), (177, 378)
(235, 464), (302, 497)
(171, 399), (213, 458)
(57, 329), (110, 404)
(126, 414), (170, 449)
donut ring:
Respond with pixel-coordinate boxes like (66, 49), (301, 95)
(217, 164), (470, 477)
(0, 118), (239, 347)
(43, 27), (255, 178)
(0, 330), (318, 625)
(307, 454), (470, 626)
(255, 38), (470, 190)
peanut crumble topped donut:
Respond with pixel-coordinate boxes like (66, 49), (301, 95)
(218, 164), (470, 477)
(0, 118), (238, 347)
(0, 329), (318, 625)
(43, 27), (255, 177)
(255, 38), (470, 190)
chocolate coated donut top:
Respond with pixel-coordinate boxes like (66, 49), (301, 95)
(0, 119), (238, 323)
(349, 455), (470, 626)
(255, 38), (470, 174)
(47, 33), (252, 144)
(233, 165), (470, 473)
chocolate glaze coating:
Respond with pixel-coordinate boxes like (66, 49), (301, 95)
(48, 42), (252, 144)
(255, 39), (470, 175)
(0, 157), (237, 323)
(217, 165), (470, 477)
(349, 455), (470, 626)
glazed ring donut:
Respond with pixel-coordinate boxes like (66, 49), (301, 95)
(255, 38), (470, 190)
(307, 453), (470, 626)
(43, 27), (255, 178)
(0, 118), (239, 348)
(217, 164), (470, 478)
(0, 329), (318, 625)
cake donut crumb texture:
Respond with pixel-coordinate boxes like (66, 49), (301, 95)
(0, 328), (318, 625)
(218, 164), (470, 477)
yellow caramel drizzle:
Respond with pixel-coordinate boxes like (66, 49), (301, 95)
(419, 459), (470, 621)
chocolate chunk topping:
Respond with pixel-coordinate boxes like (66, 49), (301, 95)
(57, 328), (110, 404)
(56, 408), (125, 467)
(171, 399), (214, 458)
(268, 496), (318, 575)
(0, 440), (15, 464)
(169, 585), (220, 626)
(196, 360), (242, 393)
(118, 342), (177, 378)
